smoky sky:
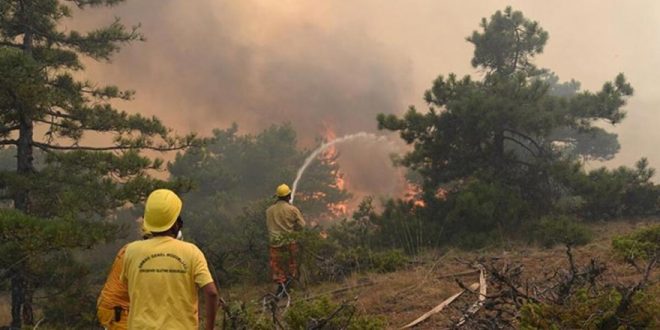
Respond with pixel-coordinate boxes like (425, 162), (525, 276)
(72, 0), (660, 207)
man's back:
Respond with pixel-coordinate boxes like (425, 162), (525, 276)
(266, 201), (305, 245)
(122, 236), (213, 330)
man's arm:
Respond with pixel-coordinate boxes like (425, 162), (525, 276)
(293, 207), (306, 230)
(202, 282), (218, 329)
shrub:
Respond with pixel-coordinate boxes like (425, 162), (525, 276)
(531, 215), (592, 248)
(219, 300), (272, 330)
(328, 197), (379, 250)
(443, 179), (531, 249)
(520, 284), (660, 329)
(575, 159), (659, 220)
(370, 249), (407, 273)
(372, 198), (426, 255)
(284, 296), (386, 330)
(612, 224), (660, 264)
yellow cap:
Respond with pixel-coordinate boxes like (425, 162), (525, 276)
(276, 184), (292, 197)
(143, 189), (182, 233)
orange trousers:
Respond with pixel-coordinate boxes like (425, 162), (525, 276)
(269, 242), (299, 284)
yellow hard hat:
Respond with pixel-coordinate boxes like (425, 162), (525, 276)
(143, 189), (182, 233)
(276, 184), (292, 197)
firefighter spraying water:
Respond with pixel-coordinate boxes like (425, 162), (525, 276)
(266, 133), (388, 296)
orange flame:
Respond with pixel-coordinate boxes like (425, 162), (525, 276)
(322, 122), (349, 216)
(404, 182), (425, 207)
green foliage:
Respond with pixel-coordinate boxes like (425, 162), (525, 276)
(366, 249), (407, 273)
(377, 7), (638, 251)
(199, 199), (272, 285)
(218, 296), (386, 330)
(0, 0), (197, 326)
(169, 124), (349, 220)
(328, 197), (379, 249)
(531, 215), (592, 248)
(169, 124), (349, 284)
(0, 209), (118, 328)
(219, 300), (273, 330)
(293, 227), (407, 283)
(612, 224), (660, 263)
(334, 248), (407, 274)
(444, 179), (531, 249)
(467, 6), (548, 75)
(284, 296), (386, 330)
(520, 285), (660, 329)
(570, 159), (659, 220)
(39, 253), (99, 329)
(0, 209), (119, 263)
(330, 197), (427, 255)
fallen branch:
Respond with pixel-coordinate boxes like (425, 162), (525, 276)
(455, 268), (487, 327)
(479, 267), (487, 302)
(455, 299), (482, 328)
(400, 282), (480, 329)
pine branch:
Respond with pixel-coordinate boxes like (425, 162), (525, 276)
(503, 128), (546, 155)
(65, 0), (126, 8)
(503, 135), (538, 157)
(0, 41), (23, 49)
(0, 140), (18, 146)
(0, 125), (20, 135)
(43, 110), (78, 121)
(32, 141), (190, 152)
(33, 119), (68, 128)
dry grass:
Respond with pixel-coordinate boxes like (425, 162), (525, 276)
(220, 219), (658, 329)
(1, 219), (656, 329)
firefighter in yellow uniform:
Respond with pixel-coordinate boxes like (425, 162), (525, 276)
(97, 244), (130, 329)
(121, 189), (219, 329)
(266, 184), (306, 295)
(97, 228), (152, 329)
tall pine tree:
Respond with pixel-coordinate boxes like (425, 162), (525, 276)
(378, 7), (633, 238)
(0, 0), (196, 327)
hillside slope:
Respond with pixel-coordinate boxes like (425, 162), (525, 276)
(226, 219), (659, 329)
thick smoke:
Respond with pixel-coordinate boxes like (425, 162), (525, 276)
(73, 0), (660, 209)
(79, 1), (410, 134)
(76, 0), (413, 207)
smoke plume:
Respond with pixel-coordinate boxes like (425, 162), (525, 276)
(70, 0), (660, 209)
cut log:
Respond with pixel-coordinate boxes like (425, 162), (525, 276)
(400, 282), (479, 329)
(479, 267), (487, 301)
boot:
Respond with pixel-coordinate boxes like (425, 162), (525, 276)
(275, 277), (293, 298)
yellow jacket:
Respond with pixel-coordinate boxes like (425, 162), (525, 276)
(97, 245), (130, 329)
(266, 200), (305, 246)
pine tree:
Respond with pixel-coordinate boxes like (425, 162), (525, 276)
(0, 0), (196, 327)
(377, 7), (633, 234)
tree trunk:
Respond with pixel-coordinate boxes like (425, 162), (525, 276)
(494, 129), (505, 168)
(10, 272), (25, 329)
(10, 10), (36, 325)
(10, 114), (35, 329)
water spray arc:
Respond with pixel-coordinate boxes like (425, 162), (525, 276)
(290, 132), (387, 204)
